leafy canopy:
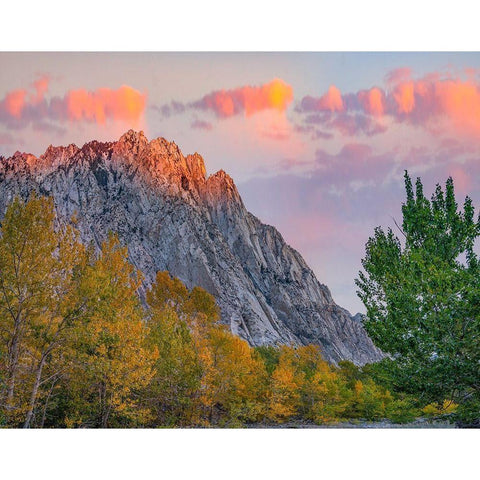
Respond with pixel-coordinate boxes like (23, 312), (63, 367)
(356, 172), (480, 423)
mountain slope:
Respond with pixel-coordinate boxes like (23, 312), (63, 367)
(0, 130), (383, 364)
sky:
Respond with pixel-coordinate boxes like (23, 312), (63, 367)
(1, 52), (480, 313)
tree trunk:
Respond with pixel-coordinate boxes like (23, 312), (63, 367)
(5, 323), (21, 407)
(23, 355), (47, 428)
(99, 381), (110, 428)
(40, 378), (58, 428)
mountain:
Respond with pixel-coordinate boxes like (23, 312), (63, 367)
(0, 130), (383, 365)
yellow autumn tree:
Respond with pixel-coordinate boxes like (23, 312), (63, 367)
(0, 194), (85, 427)
(264, 345), (349, 424)
(294, 345), (346, 423)
(63, 234), (155, 428)
(146, 271), (190, 315)
(267, 346), (303, 422)
(192, 321), (267, 426)
(147, 271), (220, 322)
(143, 305), (202, 426)
(145, 271), (266, 426)
(142, 272), (207, 426)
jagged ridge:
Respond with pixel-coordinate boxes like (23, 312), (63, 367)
(0, 130), (383, 365)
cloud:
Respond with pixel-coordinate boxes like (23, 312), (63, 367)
(154, 100), (186, 118)
(393, 81), (415, 114)
(357, 87), (385, 116)
(152, 79), (294, 140)
(296, 69), (480, 141)
(0, 78), (146, 130)
(299, 111), (386, 137)
(299, 86), (343, 113)
(384, 67), (412, 86)
(63, 85), (146, 125)
(3, 89), (27, 118)
(191, 119), (213, 131)
(430, 79), (480, 135)
(328, 113), (387, 137)
(312, 129), (334, 140)
(293, 124), (333, 141)
(31, 75), (49, 104)
(191, 78), (293, 118)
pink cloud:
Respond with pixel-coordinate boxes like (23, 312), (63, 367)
(3, 89), (27, 118)
(301, 85), (343, 113)
(65, 85), (146, 125)
(298, 69), (480, 141)
(0, 78), (147, 130)
(384, 67), (412, 86)
(393, 81), (415, 114)
(357, 87), (385, 116)
(192, 78), (293, 118)
(31, 76), (49, 104)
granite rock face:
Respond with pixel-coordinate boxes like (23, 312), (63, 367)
(0, 130), (383, 365)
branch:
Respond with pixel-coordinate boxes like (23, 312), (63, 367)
(391, 216), (406, 238)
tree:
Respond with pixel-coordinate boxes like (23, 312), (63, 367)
(267, 346), (302, 422)
(356, 172), (480, 424)
(0, 194), (85, 427)
(266, 345), (347, 424)
(337, 362), (394, 421)
(146, 271), (220, 322)
(63, 234), (154, 427)
(192, 322), (266, 426)
(145, 271), (265, 426)
(143, 275), (203, 426)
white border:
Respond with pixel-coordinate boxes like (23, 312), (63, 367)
(1, 2), (478, 479)
(1, 0), (479, 51)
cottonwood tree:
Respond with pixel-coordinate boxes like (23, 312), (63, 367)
(63, 234), (154, 428)
(143, 305), (202, 426)
(356, 172), (480, 424)
(145, 271), (266, 426)
(0, 195), (85, 427)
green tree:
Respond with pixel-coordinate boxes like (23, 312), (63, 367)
(356, 172), (480, 424)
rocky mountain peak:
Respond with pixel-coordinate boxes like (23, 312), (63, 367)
(203, 169), (243, 209)
(185, 153), (207, 181)
(0, 130), (383, 364)
(38, 144), (81, 171)
(116, 129), (149, 153)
